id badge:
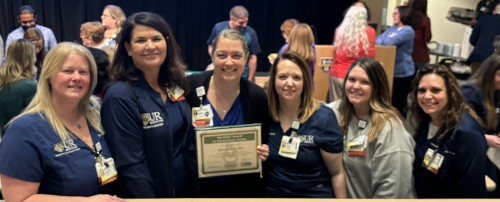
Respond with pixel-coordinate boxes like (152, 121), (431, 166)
(192, 104), (213, 127)
(95, 156), (118, 186)
(348, 135), (367, 156)
(422, 148), (444, 174)
(422, 148), (435, 167)
(279, 136), (300, 159)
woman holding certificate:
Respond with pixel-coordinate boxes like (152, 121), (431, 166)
(186, 29), (270, 197)
(264, 51), (346, 198)
(328, 57), (415, 198)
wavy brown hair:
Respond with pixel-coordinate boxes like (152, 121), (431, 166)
(409, 64), (483, 142)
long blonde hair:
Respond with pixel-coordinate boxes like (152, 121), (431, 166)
(10, 42), (101, 141)
(334, 6), (369, 58)
(339, 58), (402, 142)
(286, 23), (316, 65)
(0, 39), (36, 88)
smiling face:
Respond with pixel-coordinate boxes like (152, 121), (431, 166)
(274, 59), (304, 104)
(212, 37), (246, 82)
(125, 25), (167, 73)
(49, 52), (91, 102)
(229, 16), (248, 31)
(345, 66), (372, 110)
(19, 13), (36, 30)
(417, 73), (448, 122)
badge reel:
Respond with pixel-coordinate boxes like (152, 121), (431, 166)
(348, 120), (368, 156)
(279, 121), (301, 159)
(166, 85), (186, 102)
(192, 87), (213, 127)
(94, 142), (118, 186)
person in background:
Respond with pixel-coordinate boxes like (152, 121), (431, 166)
(80, 21), (108, 49)
(409, 64), (487, 198)
(461, 52), (500, 197)
(0, 42), (125, 202)
(376, 6), (415, 117)
(328, 57), (415, 198)
(265, 51), (346, 198)
(346, 1), (371, 22)
(329, 6), (375, 102)
(23, 27), (46, 80)
(5, 5), (57, 57)
(468, 3), (500, 74)
(464, 0), (499, 27)
(278, 23), (316, 87)
(267, 18), (300, 65)
(101, 5), (126, 46)
(186, 29), (270, 197)
(206, 5), (261, 82)
(0, 39), (37, 136)
(409, 0), (432, 71)
(101, 12), (196, 198)
(80, 21), (111, 98)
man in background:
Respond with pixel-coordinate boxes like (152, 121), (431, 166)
(5, 5), (57, 58)
(206, 5), (261, 82)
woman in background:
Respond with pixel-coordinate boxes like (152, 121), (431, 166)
(329, 6), (375, 102)
(461, 52), (500, 197)
(279, 23), (316, 86)
(376, 6), (415, 116)
(0, 39), (37, 136)
(268, 18), (300, 65)
(23, 27), (46, 80)
(329, 57), (415, 198)
(265, 51), (346, 198)
(409, 0), (432, 70)
(410, 64), (487, 198)
(101, 5), (126, 46)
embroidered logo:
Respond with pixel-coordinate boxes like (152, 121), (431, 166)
(298, 135), (315, 144)
(142, 112), (164, 129)
(54, 139), (80, 157)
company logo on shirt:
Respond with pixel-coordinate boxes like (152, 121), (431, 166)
(298, 135), (315, 144)
(54, 139), (80, 157)
(142, 112), (164, 129)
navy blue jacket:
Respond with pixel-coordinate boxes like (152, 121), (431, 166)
(468, 15), (500, 63)
(101, 79), (196, 198)
(413, 113), (487, 198)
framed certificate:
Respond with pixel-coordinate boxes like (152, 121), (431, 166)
(196, 123), (262, 178)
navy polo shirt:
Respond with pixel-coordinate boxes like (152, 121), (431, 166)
(0, 113), (111, 196)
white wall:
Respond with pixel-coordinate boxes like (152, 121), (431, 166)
(385, 0), (479, 62)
